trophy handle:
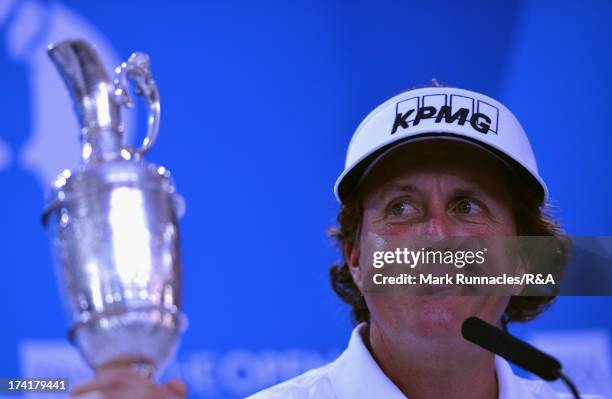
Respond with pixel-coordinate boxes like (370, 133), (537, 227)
(113, 52), (160, 158)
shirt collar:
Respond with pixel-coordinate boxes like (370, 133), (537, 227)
(328, 322), (406, 399)
(328, 322), (538, 399)
(496, 354), (539, 399)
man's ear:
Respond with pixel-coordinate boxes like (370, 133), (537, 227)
(344, 238), (364, 292)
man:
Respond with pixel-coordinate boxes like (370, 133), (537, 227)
(70, 85), (581, 398)
(247, 84), (576, 399)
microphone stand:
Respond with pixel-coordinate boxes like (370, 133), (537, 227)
(462, 317), (582, 399)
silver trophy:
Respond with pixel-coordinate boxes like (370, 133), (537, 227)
(42, 39), (186, 375)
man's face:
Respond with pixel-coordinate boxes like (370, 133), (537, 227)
(346, 139), (517, 340)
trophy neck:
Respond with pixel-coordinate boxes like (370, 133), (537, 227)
(48, 40), (123, 163)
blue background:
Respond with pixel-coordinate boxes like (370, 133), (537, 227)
(0, 1), (611, 398)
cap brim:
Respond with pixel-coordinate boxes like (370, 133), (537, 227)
(334, 132), (546, 205)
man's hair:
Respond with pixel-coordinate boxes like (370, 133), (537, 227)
(328, 155), (569, 327)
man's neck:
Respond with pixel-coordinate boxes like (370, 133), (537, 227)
(366, 322), (498, 399)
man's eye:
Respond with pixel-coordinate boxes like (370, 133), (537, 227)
(455, 199), (482, 215)
(390, 201), (414, 216)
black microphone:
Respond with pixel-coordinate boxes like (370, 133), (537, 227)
(461, 316), (581, 399)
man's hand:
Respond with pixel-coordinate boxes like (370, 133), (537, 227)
(70, 365), (187, 399)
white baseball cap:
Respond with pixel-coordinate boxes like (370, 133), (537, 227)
(334, 86), (547, 204)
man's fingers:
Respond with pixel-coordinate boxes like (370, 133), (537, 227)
(165, 379), (188, 397)
(69, 367), (187, 399)
(70, 392), (105, 399)
(70, 367), (142, 396)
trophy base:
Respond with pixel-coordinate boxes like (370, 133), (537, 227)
(97, 357), (156, 377)
(69, 306), (187, 375)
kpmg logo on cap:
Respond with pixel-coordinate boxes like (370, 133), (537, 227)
(391, 93), (499, 135)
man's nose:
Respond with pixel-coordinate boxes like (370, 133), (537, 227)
(423, 210), (453, 237)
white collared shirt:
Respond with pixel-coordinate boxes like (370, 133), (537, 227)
(247, 323), (600, 399)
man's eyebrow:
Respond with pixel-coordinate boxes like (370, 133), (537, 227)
(378, 184), (420, 197)
(451, 184), (496, 199)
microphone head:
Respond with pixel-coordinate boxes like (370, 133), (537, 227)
(462, 317), (562, 381)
